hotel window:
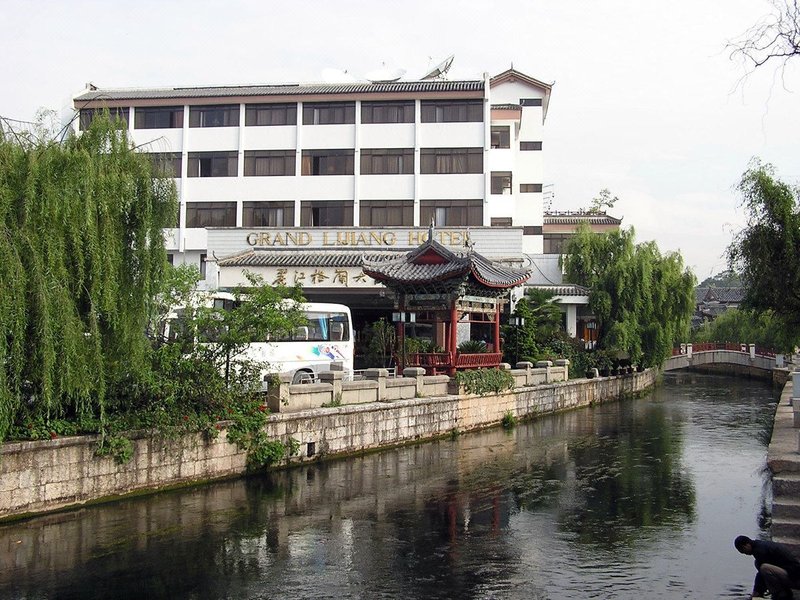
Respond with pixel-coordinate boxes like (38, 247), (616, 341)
(301, 150), (354, 175)
(491, 126), (510, 149)
(79, 107), (129, 130)
(420, 199), (482, 227)
(187, 152), (239, 177)
(361, 101), (414, 124)
(302, 102), (355, 125)
(244, 151), (295, 176)
(520, 183), (543, 193)
(360, 200), (413, 226)
(300, 201), (354, 226)
(242, 201), (294, 227)
(520, 141), (543, 151)
(245, 103), (297, 126)
(149, 153), (182, 178)
(188, 105), (239, 128)
(360, 149), (414, 175)
(420, 100), (483, 123)
(543, 233), (572, 254)
(187, 152), (238, 177)
(185, 202), (236, 228)
(491, 217), (513, 227)
(420, 148), (482, 174)
(134, 106), (183, 129)
(491, 171), (513, 194)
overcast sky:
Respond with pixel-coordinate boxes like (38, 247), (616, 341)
(2, 0), (798, 281)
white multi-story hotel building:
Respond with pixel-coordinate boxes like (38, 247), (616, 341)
(73, 68), (563, 338)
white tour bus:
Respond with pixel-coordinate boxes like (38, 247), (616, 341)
(168, 293), (354, 384)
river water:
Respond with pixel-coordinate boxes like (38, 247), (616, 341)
(0, 372), (779, 599)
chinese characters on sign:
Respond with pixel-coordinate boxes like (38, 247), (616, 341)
(271, 267), (378, 288)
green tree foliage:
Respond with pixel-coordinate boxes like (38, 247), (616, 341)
(698, 269), (741, 288)
(503, 289), (563, 363)
(0, 114), (177, 440)
(727, 160), (800, 336)
(588, 188), (619, 214)
(692, 308), (798, 352)
(562, 225), (695, 366)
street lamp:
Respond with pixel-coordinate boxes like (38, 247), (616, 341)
(509, 316), (525, 366)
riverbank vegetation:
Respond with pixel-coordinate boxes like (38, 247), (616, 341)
(559, 226), (695, 369)
(0, 116), (305, 465)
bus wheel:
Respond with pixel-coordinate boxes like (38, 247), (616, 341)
(292, 370), (313, 384)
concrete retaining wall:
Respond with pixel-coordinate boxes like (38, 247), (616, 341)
(0, 369), (656, 521)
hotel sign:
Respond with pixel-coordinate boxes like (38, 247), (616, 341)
(245, 228), (470, 249)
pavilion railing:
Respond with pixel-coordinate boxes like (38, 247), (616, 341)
(407, 352), (452, 368)
(455, 352), (503, 368)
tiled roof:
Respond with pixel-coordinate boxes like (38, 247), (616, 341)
(544, 211), (622, 226)
(74, 80), (484, 102)
(529, 284), (591, 297)
(696, 287), (745, 304)
(362, 237), (529, 289)
(216, 249), (398, 268)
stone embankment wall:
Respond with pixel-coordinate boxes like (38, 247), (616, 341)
(0, 365), (656, 521)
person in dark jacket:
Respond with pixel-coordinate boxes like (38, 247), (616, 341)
(735, 535), (800, 599)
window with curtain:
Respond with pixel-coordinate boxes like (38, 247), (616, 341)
(187, 152), (238, 177)
(244, 151), (295, 176)
(149, 153), (182, 178)
(491, 171), (512, 194)
(420, 148), (482, 174)
(300, 201), (354, 226)
(134, 106), (183, 129)
(186, 202), (237, 228)
(420, 100), (483, 123)
(242, 202), (294, 227)
(79, 107), (129, 130)
(361, 101), (414, 124)
(360, 200), (413, 226)
(188, 105), (239, 127)
(360, 149), (414, 174)
(245, 103), (297, 126)
(301, 150), (354, 175)
(420, 200), (482, 226)
(490, 126), (510, 149)
(302, 102), (355, 125)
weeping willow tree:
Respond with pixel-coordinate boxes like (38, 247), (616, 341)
(0, 114), (177, 441)
(562, 225), (696, 366)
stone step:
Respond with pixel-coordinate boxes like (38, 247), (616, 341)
(773, 473), (800, 497)
(770, 535), (800, 556)
(774, 497), (800, 519)
(771, 516), (800, 539)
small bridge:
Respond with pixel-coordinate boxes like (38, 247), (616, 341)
(663, 342), (784, 379)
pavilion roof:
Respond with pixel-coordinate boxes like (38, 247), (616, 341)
(362, 235), (530, 290)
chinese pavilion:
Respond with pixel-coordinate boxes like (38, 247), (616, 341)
(362, 229), (530, 375)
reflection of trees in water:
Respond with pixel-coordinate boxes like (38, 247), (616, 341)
(557, 401), (696, 546)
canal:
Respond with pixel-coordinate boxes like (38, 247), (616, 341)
(0, 372), (778, 599)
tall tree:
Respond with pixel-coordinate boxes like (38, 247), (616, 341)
(728, 0), (800, 70)
(727, 160), (800, 330)
(562, 226), (695, 366)
(0, 114), (177, 440)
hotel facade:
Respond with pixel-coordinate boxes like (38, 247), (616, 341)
(73, 68), (574, 340)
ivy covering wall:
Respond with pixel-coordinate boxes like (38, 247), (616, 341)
(0, 116), (177, 441)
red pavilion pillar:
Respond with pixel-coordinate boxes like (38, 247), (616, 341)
(494, 301), (501, 359)
(449, 299), (458, 376)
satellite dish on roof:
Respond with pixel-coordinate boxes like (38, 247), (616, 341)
(365, 64), (406, 83)
(421, 54), (454, 80)
(321, 68), (358, 83)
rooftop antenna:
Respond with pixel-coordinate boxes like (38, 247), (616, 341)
(421, 54), (454, 81)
